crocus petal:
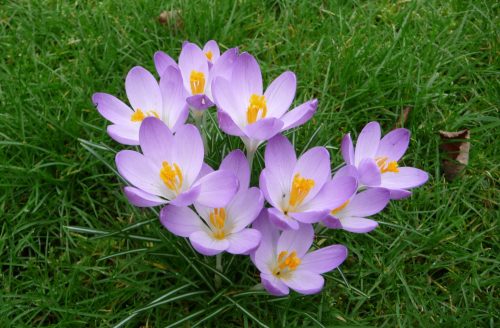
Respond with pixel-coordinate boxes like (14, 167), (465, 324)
(300, 244), (348, 274)
(268, 208), (300, 230)
(125, 66), (162, 114)
(354, 121), (381, 166)
(107, 124), (140, 145)
(232, 52), (263, 102)
(380, 167), (428, 190)
(226, 229), (261, 255)
(261, 273), (290, 296)
(289, 210), (329, 224)
(160, 205), (204, 237)
(358, 158), (381, 186)
(170, 186), (201, 206)
(283, 270), (324, 295)
(123, 186), (167, 207)
(264, 71), (296, 118)
(220, 149), (250, 190)
(265, 134), (296, 194)
(217, 110), (245, 137)
(293, 147), (331, 201)
(333, 164), (359, 180)
(159, 66), (189, 130)
(139, 117), (174, 166)
(300, 177), (357, 212)
(259, 169), (284, 209)
(251, 210), (280, 268)
(206, 48), (238, 100)
(178, 42), (209, 95)
(203, 40), (220, 62)
(344, 188), (390, 217)
(227, 187), (264, 232)
(387, 188), (412, 200)
(193, 170), (239, 208)
(322, 216), (343, 229)
(189, 231), (229, 256)
(212, 78), (245, 123)
(115, 150), (166, 196)
(244, 117), (284, 141)
(186, 95), (214, 110)
(93, 93), (133, 125)
(154, 51), (178, 77)
(277, 223), (314, 258)
(341, 133), (354, 166)
(280, 99), (318, 131)
(376, 128), (410, 162)
(340, 217), (378, 233)
(173, 124), (204, 186)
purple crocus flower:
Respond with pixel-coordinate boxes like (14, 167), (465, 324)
(115, 117), (238, 208)
(342, 121), (428, 199)
(251, 211), (348, 296)
(154, 41), (238, 111)
(160, 150), (263, 255)
(259, 135), (357, 230)
(93, 66), (188, 145)
(321, 166), (390, 233)
(212, 53), (318, 154)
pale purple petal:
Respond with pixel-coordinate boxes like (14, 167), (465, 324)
(340, 217), (378, 233)
(125, 66), (162, 113)
(93, 93), (133, 125)
(333, 164), (359, 180)
(376, 128), (410, 162)
(387, 188), (412, 199)
(212, 77), (245, 122)
(220, 149), (250, 190)
(159, 66), (189, 130)
(289, 210), (329, 224)
(173, 124), (204, 186)
(322, 216), (342, 229)
(193, 170), (239, 208)
(341, 133), (354, 166)
(280, 99), (318, 131)
(300, 177), (357, 212)
(292, 147), (331, 201)
(178, 42), (209, 94)
(226, 228), (261, 254)
(261, 273), (290, 296)
(123, 186), (167, 207)
(115, 150), (165, 196)
(203, 40), (220, 62)
(186, 95), (214, 110)
(206, 48), (238, 100)
(283, 270), (324, 295)
(226, 187), (263, 232)
(277, 223), (314, 257)
(189, 231), (229, 256)
(265, 134), (296, 194)
(139, 117), (174, 166)
(358, 158), (381, 186)
(259, 169), (283, 209)
(252, 210), (279, 273)
(380, 167), (428, 190)
(264, 71), (296, 118)
(154, 51), (178, 77)
(160, 205), (204, 237)
(217, 110), (245, 136)
(344, 188), (390, 217)
(268, 208), (300, 230)
(197, 163), (214, 180)
(300, 244), (348, 274)
(244, 117), (284, 141)
(107, 124), (140, 145)
(170, 186), (201, 206)
(231, 52), (263, 102)
(354, 121), (381, 166)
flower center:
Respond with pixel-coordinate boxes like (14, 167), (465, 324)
(375, 156), (399, 173)
(246, 94), (267, 124)
(331, 199), (350, 215)
(205, 51), (213, 61)
(272, 250), (301, 278)
(130, 109), (159, 122)
(189, 70), (205, 95)
(287, 173), (315, 211)
(159, 161), (183, 194)
(209, 208), (227, 240)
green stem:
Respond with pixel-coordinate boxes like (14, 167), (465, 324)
(245, 145), (256, 172)
(192, 110), (209, 155)
(215, 253), (222, 289)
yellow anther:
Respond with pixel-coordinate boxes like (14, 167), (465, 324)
(331, 199), (350, 215)
(205, 51), (213, 61)
(246, 94), (267, 124)
(376, 156), (399, 173)
(209, 208), (227, 240)
(159, 161), (183, 194)
(189, 70), (205, 95)
(273, 251), (301, 277)
(130, 109), (159, 122)
(288, 174), (315, 208)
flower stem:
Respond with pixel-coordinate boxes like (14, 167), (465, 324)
(215, 253), (222, 290)
(246, 145), (256, 172)
(192, 109), (209, 155)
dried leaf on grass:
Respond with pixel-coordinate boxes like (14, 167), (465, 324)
(439, 129), (470, 181)
(158, 10), (183, 30)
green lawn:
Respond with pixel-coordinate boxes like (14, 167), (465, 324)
(1, 0), (498, 326)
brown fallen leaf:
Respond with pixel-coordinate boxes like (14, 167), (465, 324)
(158, 10), (183, 30)
(393, 106), (412, 129)
(439, 129), (470, 181)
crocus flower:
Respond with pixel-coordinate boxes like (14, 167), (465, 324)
(321, 165), (390, 233)
(93, 66), (188, 145)
(251, 211), (348, 296)
(154, 41), (238, 111)
(341, 121), (428, 199)
(212, 53), (318, 154)
(115, 117), (238, 208)
(160, 150), (263, 255)
(259, 134), (357, 230)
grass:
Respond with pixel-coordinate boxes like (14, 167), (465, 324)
(0, 0), (498, 326)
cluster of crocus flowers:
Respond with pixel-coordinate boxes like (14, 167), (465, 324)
(93, 40), (428, 297)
